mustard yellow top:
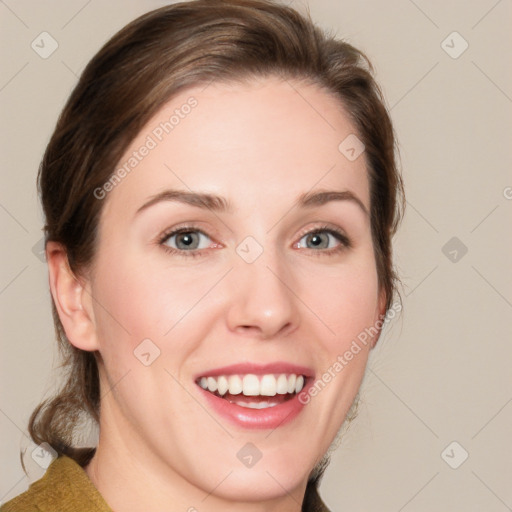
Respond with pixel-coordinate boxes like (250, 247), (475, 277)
(1, 455), (330, 512)
(1, 456), (112, 512)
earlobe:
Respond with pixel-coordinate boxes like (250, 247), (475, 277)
(46, 241), (99, 352)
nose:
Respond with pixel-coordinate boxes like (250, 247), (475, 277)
(225, 250), (300, 340)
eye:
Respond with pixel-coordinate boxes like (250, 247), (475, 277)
(160, 227), (215, 255)
(295, 226), (351, 254)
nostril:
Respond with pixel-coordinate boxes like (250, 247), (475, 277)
(238, 325), (260, 333)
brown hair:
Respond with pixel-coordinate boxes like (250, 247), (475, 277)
(29, 0), (404, 496)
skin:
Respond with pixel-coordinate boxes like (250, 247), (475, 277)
(47, 76), (386, 512)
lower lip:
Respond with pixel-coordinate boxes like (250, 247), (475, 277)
(197, 382), (311, 430)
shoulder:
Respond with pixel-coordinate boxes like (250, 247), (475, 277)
(1, 456), (112, 512)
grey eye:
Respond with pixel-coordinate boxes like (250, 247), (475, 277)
(164, 230), (210, 250)
(298, 231), (340, 250)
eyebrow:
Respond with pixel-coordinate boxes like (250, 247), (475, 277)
(296, 189), (368, 216)
(135, 188), (368, 217)
(135, 190), (232, 216)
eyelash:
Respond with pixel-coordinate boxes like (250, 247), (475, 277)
(296, 225), (352, 256)
(157, 224), (351, 258)
(157, 225), (211, 259)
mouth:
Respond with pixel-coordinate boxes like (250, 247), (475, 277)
(196, 373), (306, 410)
(192, 362), (314, 429)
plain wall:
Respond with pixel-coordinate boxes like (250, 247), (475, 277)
(1, 1), (511, 510)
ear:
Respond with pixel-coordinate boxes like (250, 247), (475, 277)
(46, 241), (99, 352)
(370, 288), (388, 349)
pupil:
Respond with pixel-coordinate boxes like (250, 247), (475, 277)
(308, 233), (327, 248)
(178, 232), (197, 249)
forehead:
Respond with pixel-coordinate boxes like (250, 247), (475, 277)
(101, 77), (369, 219)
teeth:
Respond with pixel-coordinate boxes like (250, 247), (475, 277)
(217, 375), (229, 396)
(276, 374), (288, 395)
(287, 374), (296, 394)
(198, 373), (306, 397)
(243, 374), (260, 396)
(260, 374), (277, 396)
(234, 401), (279, 409)
(206, 377), (217, 393)
(228, 375), (243, 395)
(295, 375), (304, 394)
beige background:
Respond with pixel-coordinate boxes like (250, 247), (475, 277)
(1, 0), (511, 510)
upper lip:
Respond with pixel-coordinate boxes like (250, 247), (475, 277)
(194, 361), (314, 380)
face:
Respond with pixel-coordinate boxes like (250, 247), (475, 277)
(84, 77), (385, 503)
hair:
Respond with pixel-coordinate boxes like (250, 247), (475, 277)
(28, 0), (404, 501)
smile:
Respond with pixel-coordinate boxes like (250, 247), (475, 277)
(197, 373), (306, 409)
(194, 362), (313, 429)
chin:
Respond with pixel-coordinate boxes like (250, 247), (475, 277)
(204, 468), (308, 503)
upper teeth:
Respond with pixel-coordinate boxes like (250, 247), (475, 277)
(198, 374), (305, 397)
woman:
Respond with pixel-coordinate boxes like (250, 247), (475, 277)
(2, 0), (403, 510)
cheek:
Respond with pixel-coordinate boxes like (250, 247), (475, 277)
(90, 251), (221, 362)
(292, 254), (380, 447)
(298, 253), (380, 347)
